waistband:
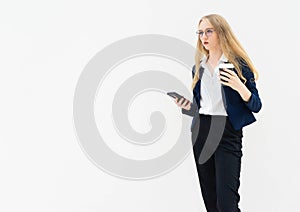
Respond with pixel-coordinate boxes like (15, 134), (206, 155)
(199, 113), (242, 135)
(199, 113), (228, 118)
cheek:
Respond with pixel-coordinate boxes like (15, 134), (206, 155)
(214, 35), (220, 44)
(210, 37), (220, 46)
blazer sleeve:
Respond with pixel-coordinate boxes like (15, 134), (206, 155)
(181, 65), (198, 116)
(181, 100), (198, 116)
(242, 66), (262, 113)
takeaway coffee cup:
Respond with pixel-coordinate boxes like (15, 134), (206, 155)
(219, 63), (234, 83)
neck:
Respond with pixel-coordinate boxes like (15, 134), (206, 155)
(207, 48), (223, 64)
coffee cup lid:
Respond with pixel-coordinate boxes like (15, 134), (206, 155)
(219, 63), (234, 69)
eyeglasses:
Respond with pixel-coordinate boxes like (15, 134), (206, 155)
(196, 29), (214, 38)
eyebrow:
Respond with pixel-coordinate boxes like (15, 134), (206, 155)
(197, 27), (214, 31)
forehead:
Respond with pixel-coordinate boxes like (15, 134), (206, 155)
(198, 18), (213, 30)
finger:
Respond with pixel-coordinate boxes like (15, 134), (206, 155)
(222, 68), (236, 75)
(184, 102), (191, 109)
(174, 98), (181, 106)
(219, 75), (230, 82)
(220, 80), (230, 87)
(219, 70), (232, 78)
(178, 97), (185, 104)
(183, 99), (190, 106)
(220, 68), (232, 75)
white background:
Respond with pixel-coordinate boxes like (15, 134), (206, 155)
(1, 0), (300, 211)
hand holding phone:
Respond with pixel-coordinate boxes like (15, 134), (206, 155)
(167, 91), (191, 109)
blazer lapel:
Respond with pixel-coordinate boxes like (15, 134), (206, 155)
(221, 85), (228, 110)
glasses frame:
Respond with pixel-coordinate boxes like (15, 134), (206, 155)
(196, 28), (215, 38)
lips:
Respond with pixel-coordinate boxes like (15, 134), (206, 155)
(203, 41), (209, 45)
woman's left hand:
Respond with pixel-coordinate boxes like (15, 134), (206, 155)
(218, 68), (243, 91)
(218, 68), (252, 102)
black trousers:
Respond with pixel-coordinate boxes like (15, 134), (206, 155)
(192, 114), (243, 212)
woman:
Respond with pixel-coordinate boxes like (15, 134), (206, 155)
(174, 14), (262, 212)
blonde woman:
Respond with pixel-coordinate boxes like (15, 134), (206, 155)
(174, 14), (262, 212)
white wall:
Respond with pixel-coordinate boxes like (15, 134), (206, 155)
(1, 0), (299, 211)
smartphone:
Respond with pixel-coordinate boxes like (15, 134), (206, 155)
(167, 91), (184, 99)
(167, 92), (190, 106)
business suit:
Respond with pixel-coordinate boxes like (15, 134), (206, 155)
(182, 62), (262, 212)
(181, 62), (262, 131)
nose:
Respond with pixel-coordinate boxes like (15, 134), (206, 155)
(202, 32), (208, 39)
(201, 34), (208, 41)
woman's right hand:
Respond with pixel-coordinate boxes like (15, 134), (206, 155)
(174, 97), (191, 110)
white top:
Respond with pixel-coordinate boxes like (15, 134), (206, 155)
(198, 54), (228, 116)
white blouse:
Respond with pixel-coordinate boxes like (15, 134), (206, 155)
(199, 54), (228, 116)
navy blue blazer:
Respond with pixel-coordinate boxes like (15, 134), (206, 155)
(182, 63), (262, 131)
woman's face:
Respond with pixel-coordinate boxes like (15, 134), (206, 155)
(198, 18), (220, 51)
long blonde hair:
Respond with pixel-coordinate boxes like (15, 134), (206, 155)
(191, 14), (259, 90)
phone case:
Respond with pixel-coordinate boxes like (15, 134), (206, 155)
(167, 92), (184, 99)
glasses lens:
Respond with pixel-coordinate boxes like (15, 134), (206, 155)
(196, 31), (203, 37)
(206, 29), (213, 36)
